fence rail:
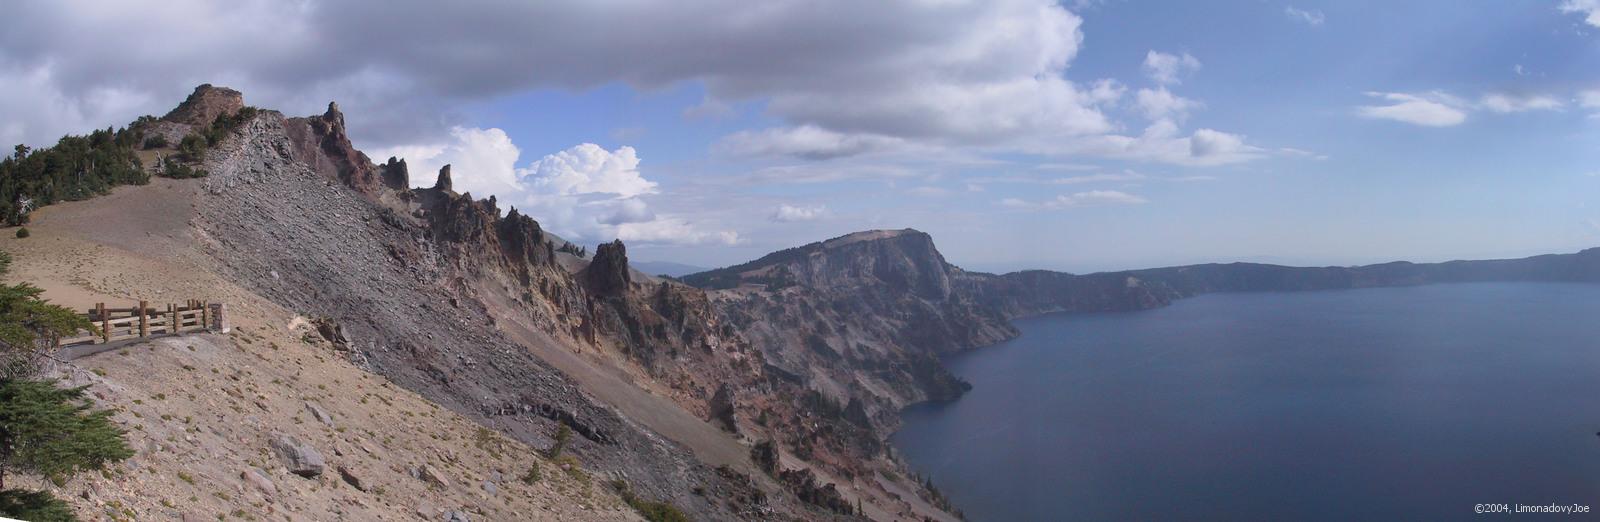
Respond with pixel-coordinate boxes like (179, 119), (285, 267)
(56, 299), (221, 347)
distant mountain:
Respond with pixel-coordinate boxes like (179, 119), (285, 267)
(631, 260), (708, 277)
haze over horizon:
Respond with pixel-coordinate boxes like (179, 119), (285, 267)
(6, 1), (1600, 272)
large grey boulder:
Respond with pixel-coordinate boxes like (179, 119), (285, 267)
(268, 433), (326, 478)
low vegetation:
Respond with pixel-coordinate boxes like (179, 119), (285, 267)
(0, 251), (132, 520)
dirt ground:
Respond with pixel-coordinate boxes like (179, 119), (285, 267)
(2, 179), (640, 521)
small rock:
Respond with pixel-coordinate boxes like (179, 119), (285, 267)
(418, 464), (450, 488)
(305, 401), (335, 427)
(338, 465), (369, 492)
(242, 467), (277, 497)
(268, 433), (326, 478)
(443, 510), (471, 522)
(481, 480), (497, 496)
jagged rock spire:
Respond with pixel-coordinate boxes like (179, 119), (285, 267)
(582, 239), (631, 297)
(434, 165), (453, 192)
(380, 157), (409, 191)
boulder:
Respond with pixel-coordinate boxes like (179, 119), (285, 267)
(708, 383), (738, 433)
(444, 510), (471, 522)
(241, 467), (277, 497)
(418, 464), (451, 488)
(268, 433), (326, 478)
(305, 401), (335, 427)
(338, 465), (369, 492)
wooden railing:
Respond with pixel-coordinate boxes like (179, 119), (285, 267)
(57, 299), (217, 347)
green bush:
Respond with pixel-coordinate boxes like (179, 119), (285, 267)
(160, 162), (208, 179)
(13, 228), (26, 239)
(0, 489), (75, 521)
(141, 134), (168, 149)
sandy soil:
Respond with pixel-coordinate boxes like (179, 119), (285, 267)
(2, 178), (640, 521)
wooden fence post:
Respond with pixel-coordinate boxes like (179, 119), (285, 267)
(167, 303), (175, 333)
(200, 300), (209, 332)
(138, 300), (148, 338)
(97, 303), (108, 343)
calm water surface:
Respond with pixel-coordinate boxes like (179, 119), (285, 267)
(892, 283), (1600, 521)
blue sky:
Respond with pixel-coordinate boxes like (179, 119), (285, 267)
(5, 1), (1600, 272)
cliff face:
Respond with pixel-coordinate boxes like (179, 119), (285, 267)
(685, 230), (1012, 449)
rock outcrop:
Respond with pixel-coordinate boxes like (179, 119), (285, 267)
(162, 84), (245, 127)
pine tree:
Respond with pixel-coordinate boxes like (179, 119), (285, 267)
(0, 252), (95, 380)
(0, 379), (133, 491)
(0, 250), (128, 521)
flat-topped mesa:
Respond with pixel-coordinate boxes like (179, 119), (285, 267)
(683, 227), (953, 298)
(162, 84), (245, 127)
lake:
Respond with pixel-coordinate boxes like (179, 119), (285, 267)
(892, 283), (1600, 521)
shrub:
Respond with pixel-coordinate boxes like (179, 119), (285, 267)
(611, 480), (690, 522)
(519, 462), (542, 485)
(548, 423), (572, 458)
(12, 228), (26, 239)
(0, 489), (75, 521)
(160, 162), (208, 179)
(141, 134), (168, 149)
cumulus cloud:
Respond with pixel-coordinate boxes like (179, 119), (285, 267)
(1135, 88), (1201, 121)
(1002, 190), (1149, 210)
(1357, 91), (1469, 127)
(1560, 0), (1600, 27)
(0, 1), (1268, 169)
(1143, 51), (1202, 85)
(769, 204), (828, 222)
(525, 144), (657, 198)
(1284, 6), (1325, 26)
(377, 132), (733, 245)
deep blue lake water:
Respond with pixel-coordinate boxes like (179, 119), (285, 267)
(892, 283), (1600, 521)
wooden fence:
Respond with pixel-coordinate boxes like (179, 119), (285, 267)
(56, 299), (217, 347)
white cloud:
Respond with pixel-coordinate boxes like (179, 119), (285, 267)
(598, 198), (656, 225)
(1479, 93), (1563, 113)
(525, 144), (657, 198)
(1578, 90), (1600, 109)
(378, 131), (733, 245)
(371, 126), (522, 194)
(1561, 0), (1600, 27)
(1142, 51), (1202, 85)
(1135, 88), (1201, 121)
(769, 204), (828, 222)
(1284, 6), (1325, 26)
(717, 125), (906, 160)
(1069, 120), (1262, 166)
(1357, 91), (1469, 127)
(1002, 190), (1149, 210)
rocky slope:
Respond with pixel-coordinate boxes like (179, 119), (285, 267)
(161, 85), (943, 520)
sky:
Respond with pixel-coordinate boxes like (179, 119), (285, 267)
(4, 1), (1600, 273)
